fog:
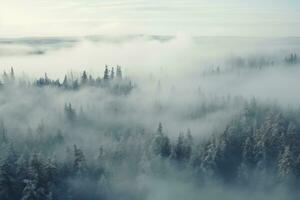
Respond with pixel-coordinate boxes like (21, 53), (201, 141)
(1, 36), (300, 200)
(1, 35), (299, 75)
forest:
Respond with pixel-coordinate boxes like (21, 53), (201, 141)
(1, 0), (300, 199)
(0, 50), (300, 200)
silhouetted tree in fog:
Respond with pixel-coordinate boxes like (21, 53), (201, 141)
(81, 71), (88, 85)
(103, 65), (109, 81)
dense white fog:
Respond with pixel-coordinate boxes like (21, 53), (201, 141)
(1, 36), (300, 200)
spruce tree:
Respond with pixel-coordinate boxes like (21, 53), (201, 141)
(116, 66), (122, 79)
(73, 145), (87, 176)
(110, 67), (114, 80)
(152, 123), (171, 158)
(81, 71), (88, 85)
(278, 146), (295, 180)
(0, 121), (8, 144)
(62, 75), (68, 88)
(103, 66), (109, 81)
(10, 67), (15, 82)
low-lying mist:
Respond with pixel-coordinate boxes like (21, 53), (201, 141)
(1, 36), (300, 200)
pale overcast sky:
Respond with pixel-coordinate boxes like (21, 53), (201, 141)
(0, 0), (299, 37)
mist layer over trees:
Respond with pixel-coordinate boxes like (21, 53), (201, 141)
(1, 37), (300, 200)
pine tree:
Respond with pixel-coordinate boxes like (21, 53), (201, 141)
(110, 67), (114, 80)
(22, 153), (50, 200)
(21, 180), (51, 200)
(103, 66), (109, 81)
(43, 158), (58, 199)
(44, 158), (57, 183)
(21, 179), (37, 200)
(152, 123), (171, 158)
(173, 133), (185, 161)
(62, 75), (68, 88)
(53, 130), (64, 145)
(185, 129), (193, 158)
(286, 122), (298, 153)
(0, 121), (8, 144)
(2, 71), (9, 83)
(10, 67), (15, 82)
(173, 131), (193, 163)
(242, 137), (256, 167)
(81, 71), (88, 85)
(160, 136), (171, 158)
(44, 73), (49, 85)
(73, 145), (87, 176)
(116, 66), (122, 79)
(64, 103), (76, 122)
(278, 146), (295, 180)
(0, 147), (22, 200)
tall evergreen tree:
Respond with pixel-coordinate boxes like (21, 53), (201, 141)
(0, 121), (8, 144)
(62, 75), (68, 88)
(116, 66), (122, 79)
(152, 123), (171, 158)
(103, 66), (109, 81)
(110, 67), (114, 80)
(2, 71), (9, 83)
(10, 67), (15, 82)
(44, 73), (50, 85)
(278, 146), (295, 181)
(73, 145), (87, 176)
(0, 147), (22, 200)
(81, 71), (88, 85)
(64, 103), (76, 122)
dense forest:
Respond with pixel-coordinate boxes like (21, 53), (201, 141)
(1, 52), (300, 200)
(1, 0), (300, 198)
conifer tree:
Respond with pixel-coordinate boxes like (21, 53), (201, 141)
(116, 66), (122, 79)
(62, 75), (68, 88)
(10, 67), (15, 81)
(152, 123), (171, 158)
(0, 121), (8, 144)
(103, 66), (109, 81)
(110, 67), (114, 80)
(81, 71), (88, 85)
(0, 147), (21, 200)
(44, 73), (49, 85)
(64, 103), (76, 122)
(73, 145), (87, 176)
(278, 146), (295, 180)
(2, 71), (9, 83)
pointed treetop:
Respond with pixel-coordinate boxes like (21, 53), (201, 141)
(116, 65), (122, 79)
(63, 75), (68, 86)
(157, 122), (163, 135)
(110, 67), (115, 79)
(10, 67), (15, 80)
(81, 70), (88, 84)
(104, 65), (110, 80)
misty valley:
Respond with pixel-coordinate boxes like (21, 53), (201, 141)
(1, 37), (300, 200)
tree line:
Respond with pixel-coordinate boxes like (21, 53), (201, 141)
(0, 66), (134, 95)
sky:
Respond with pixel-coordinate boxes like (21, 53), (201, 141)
(0, 0), (300, 37)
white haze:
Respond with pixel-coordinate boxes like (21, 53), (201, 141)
(0, 36), (300, 138)
(1, 36), (300, 135)
(1, 35), (300, 200)
(1, 35), (300, 103)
